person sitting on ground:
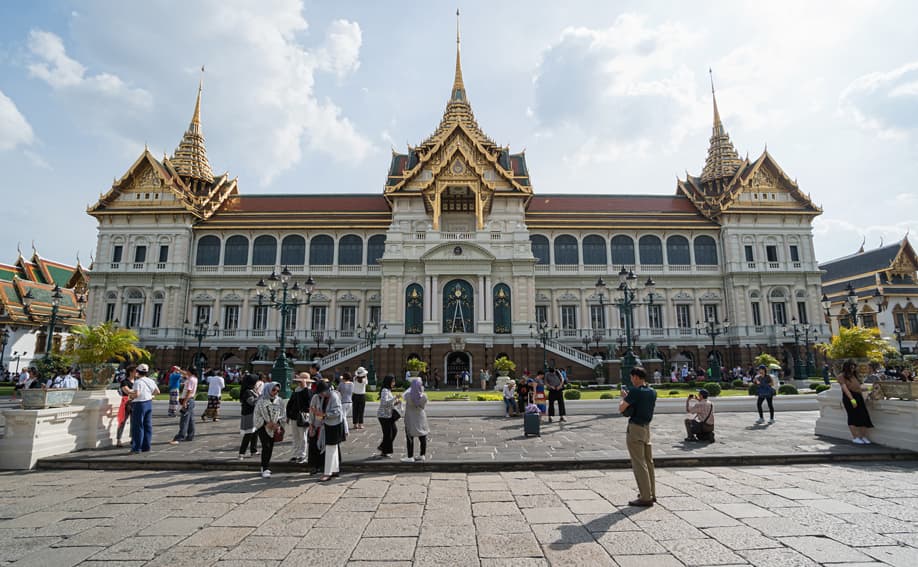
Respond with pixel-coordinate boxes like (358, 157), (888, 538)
(683, 389), (715, 442)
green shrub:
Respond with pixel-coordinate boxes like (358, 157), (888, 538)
(365, 391), (377, 402)
(669, 390), (680, 395)
(732, 379), (745, 388)
(808, 382), (822, 390)
(748, 384), (759, 396)
(778, 384), (798, 395)
(228, 386), (241, 401)
(563, 389), (581, 400)
(195, 392), (208, 401)
(600, 392), (615, 400)
(702, 382), (722, 397)
(814, 384), (831, 393)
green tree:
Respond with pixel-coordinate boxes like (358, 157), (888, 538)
(68, 322), (150, 365)
(754, 353), (780, 367)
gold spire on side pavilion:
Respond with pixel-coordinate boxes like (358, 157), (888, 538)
(451, 8), (466, 105)
(172, 73), (215, 185)
(700, 69), (742, 186)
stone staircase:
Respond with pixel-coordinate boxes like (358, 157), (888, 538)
(544, 339), (601, 369)
(319, 340), (372, 370)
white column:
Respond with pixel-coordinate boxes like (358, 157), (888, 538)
(431, 276), (439, 325)
(477, 276), (485, 323)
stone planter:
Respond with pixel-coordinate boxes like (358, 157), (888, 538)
(78, 363), (120, 390)
(829, 358), (873, 378)
(21, 388), (78, 409)
(815, 383), (918, 452)
(494, 373), (513, 392)
(872, 381), (918, 401)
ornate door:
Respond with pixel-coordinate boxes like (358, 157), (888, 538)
(443, 279), (474, 333)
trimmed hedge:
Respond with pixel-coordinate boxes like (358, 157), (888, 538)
(748, 384), (759, 396)
(195, 392), (208, 401)
(732, 379), (745, 388)
(563, 389), (581, 400)
(778, 384), (799, 395)
(669, 390), (680, 395)
(701, 382), (722, 397)
(600, 393), (615, 400)
(808, 382), (822, 390)
(228, 386), (241, 401)
(814, 384), (831, 393)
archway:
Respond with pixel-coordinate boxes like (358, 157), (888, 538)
(445, 351), (472, 388)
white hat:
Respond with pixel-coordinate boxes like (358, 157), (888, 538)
(137, 363), (150, 373)
(355, 367), (368, 378)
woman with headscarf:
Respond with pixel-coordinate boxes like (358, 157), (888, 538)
(313, 380), (346, 481)
(238, 373), (260, 459)
(253, 381), (284, 478)
(401, 376), (429, 463)
(375, 374), (401, 458)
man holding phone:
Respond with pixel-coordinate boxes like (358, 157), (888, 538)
(619, 367), (657, 507)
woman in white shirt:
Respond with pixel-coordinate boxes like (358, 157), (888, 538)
(352, 367), (368, 430)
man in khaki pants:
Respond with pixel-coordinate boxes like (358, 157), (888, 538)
(619, 367), (657, 507)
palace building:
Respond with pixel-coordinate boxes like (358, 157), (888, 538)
(85, 28), (829, 382)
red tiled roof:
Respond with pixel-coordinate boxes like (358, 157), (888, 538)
(220, 194), (391, 214)
(526, 194), (702, 214)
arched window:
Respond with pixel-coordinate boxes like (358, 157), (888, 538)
(195, 235), (220, 266)
(582, 235), (607, 265)
(530, 235), (549, 265)
(611, 235), (635, 266)
(309, 235), (334, 265)
(554, 235), (578, 265)
(338, 235), (363, 265)
(638, 235), (663, 265)
(443, 279), (474, 333)
(224, 235), (249, 266)
(367, 235), (386, 265)
(252, 235), (277, 266)
(405, 284), (423, 334)
(280, 235), (305, 265)
(666, 235), (690, 265)
(694, 236), (718, 265)
(493, 284), (512, 334)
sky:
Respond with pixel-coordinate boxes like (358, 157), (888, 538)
(1, 0), (917, 266)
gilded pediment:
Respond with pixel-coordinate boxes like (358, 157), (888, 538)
(420, 242), (495, 262)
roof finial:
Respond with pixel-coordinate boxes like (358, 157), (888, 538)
(172, 67), (214, 184)
(450, 9), (466, 104)
(858, 236), (866, 254)
(31, 240), (37, 257)
(192, 65), (204, 127)
(16, 241), (22, 258)
(700, 68), (741, 185)
(709, 67), (721, 130)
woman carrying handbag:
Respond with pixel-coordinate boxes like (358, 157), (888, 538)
(314, 381), (346, 481)
(254, 381), (284, 478)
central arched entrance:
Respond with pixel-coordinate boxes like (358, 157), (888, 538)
(446, 351), (472, 388)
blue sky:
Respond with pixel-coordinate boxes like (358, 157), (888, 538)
(1, 0), (917, 265)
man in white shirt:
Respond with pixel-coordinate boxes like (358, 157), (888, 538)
(129, 363), (160, 454)
(202, 371), (226, 422)
(60, 371), (79, 389)
(170, 370), (198, 444)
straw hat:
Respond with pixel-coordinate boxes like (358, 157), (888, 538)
(354, 367), (368, 378)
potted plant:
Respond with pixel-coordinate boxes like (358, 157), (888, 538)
(493, 356), (516, 377)
(816, 326), (893, 377)
(68, 322), (150, 390)
(406, 358), (427, 378)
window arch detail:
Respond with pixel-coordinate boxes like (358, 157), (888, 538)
(493, 284), (512, 334)
(338, 235), (363, 265)
(666, 235), (690, 265)
(367, 235), (386, 265)
(195, 235), (220, 266)
(694, 236), (718, 265)
(405, 284), (423, 335)
(583, 235), (607, 265)
(280, 235), (305, 265)
(530, 235), (550, 265)
(253, 235), (277, 266)
(224, 235), (249, 266)
(639, 235), (663, 265)
(443, 279), (474, 333)
(309, 235), (334, 265)
(554, 235), (578, 265)
(611, 235), (635, 266)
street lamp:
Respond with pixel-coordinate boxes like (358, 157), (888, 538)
(0, 328), (9, 374)
(596, 268), (655, 387)
(11, 351), (26, 374)
(530, 321), (560, 373)
(256, 267), (315, 398)
(22, 285), (64, 361)
(184, 317), (220, 382)
(695, 316), (730, 380)
(357, 322), (387, 386)
(783, 317), (818, 379)
(325, 336), (336, 355)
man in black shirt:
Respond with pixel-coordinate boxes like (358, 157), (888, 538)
(619, 367), (657, 507)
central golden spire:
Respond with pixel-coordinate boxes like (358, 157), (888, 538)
(451, 8), (466, 104)
(700, 68), (741, 185)
(172, 68), (214, 185)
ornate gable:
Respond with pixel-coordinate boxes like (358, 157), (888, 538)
(889, 238), (918, 278)
(717, 150), (821, 215)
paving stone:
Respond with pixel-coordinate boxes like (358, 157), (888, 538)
(477, 533), (543, 558)
(662, 537), (746, 565)
(861, 545), (918, 567)
(215, 561), (280, 567)
(480, 559), (548, 567)
(90, 535), (184, 561)
(782, 535), (874, 563)
(181, 527), (255, 547)
(295, 526), (361, 549)
(514, 494), (564, 508)
(9, 545), (104, 567)
(472, 501), (523, 517)
(578, 512), (641, 533)
(0, 536), (62, 562)
(0, 511), (70, 529)
(656, 496), (711, 511)
(675, 509), (742, 528)
(470, 491), (514, 503)
(349, 536), (417, 561)
(634, 519), (707, 540)
(703, 526), (781, 550)
(613, 554), (685, 567)
(711, 502), (776, 518)
(419, 525), (477, 547)
(564, 498), (616, 515)
(413, 545), (481, 566)
(741, 516), (822, 537)
(52, 526), (131, 547)
(375, 503), (424, 518)
(32, 518), (108, 537)
(554, 490), (600, 500)
(80, 562), (147, 567)
(521, 506), (578, 524)
(739, 547), (820, 567)
(475, 515), (533, 534)
(253, 516), (316, 536)
(768, 488), (828, 500)
(594, 530), (667, 555)
(542, 541), (616, 566)
(363, 517), (421, 537)
(220, 535), (299, 560)
(143, 515), (213, 536)
(530, 523), (594, 545)
(280, 548), (349, 567)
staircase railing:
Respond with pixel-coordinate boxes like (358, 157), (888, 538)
(319, 340), (371, 369)
(544, 339), (601, 368)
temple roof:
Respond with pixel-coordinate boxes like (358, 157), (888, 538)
(700, 80), (743, 185)
(171, 80), (215, 184)
(525, 194), (717, 230)
(820, 239), (916, 284)
(204, 194), (392, 230)
(0, 252), (87, 328)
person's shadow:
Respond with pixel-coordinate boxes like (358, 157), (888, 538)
(550, 511), (626, 550)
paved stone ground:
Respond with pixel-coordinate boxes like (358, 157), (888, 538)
(1, 463), (917, 566)
(40, 410), (910, 471)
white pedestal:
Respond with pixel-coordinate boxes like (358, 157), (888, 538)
(493, 375), (513, 392)
(0, 390), (122, 470)
(815, 383), (918, 452)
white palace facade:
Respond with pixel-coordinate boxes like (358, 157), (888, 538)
(85, 33), (829, 381)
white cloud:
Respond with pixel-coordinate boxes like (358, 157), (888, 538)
(0, 90), (34, 151)
(316, 20), (362, 79)
(839, 61), (918, 140)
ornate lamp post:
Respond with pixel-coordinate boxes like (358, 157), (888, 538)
(313, 330), (325, 357)
(22, 285), (64, 361)
(783, 317), (818, 379)
(530, 321), (560, 372)
(0, 328), (9, 374)
(255, 267), (315, 398)
(358, 322), (387, 386)
(596, 268), (655, 387)
(11, 351), (26, 374)
(893, 327), (905, 354)
(695, 316), (729, 380)
(184, 317), (220, 382)
(325, 336), (336, 355)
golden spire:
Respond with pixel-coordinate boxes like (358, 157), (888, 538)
(172, 67), (214, 184)
(700, 68), (742, 185)
(450, 9), (466, 104)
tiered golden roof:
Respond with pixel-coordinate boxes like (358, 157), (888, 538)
(171, 80), (214, 184)
(700, 85), (742, 185)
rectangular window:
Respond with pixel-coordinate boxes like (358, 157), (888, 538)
(340, 305), (357, 331)
(369, 305), (381, 327)
(676, 304), (692, 329)
(158, 245), (169, 263)
(703, 304), (719, 323)
(647, 304), (663, 329)
(589, 305), (606, 330)
(126, 304), (142, 329)
(789, 245), (800, 262)
(105, 303), (116, 322)
(766, 245), (778, 262)
(151, 303), (162, 329)
(311, 306), (327, 331)
(908, 313), (918, 335)
(862, 314), (876, 328)
(796, 301), (808, 325)
(772, 302), (787, 325)
(535, 305), (548, 325)
(223, 305), (240, 330)
(284, 308), (297, 331)
(112, 245), (123, 263)
(134, 245), (147, 263)
(560, 305), (577, 329)
(895, 312), (906, 334)
(752, 302), (762, 326)
(252, 306), (268, 330)
(195, 305), (211, 324)
(744, 245), (754, 262)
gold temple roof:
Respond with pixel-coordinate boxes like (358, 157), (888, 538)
(171, 80), (214, 184)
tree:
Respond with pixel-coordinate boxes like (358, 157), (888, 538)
(754, 353), (780, 368)
(68, 322), (150, 365)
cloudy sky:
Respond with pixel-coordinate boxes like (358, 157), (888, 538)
(1, 0), (916, 266)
